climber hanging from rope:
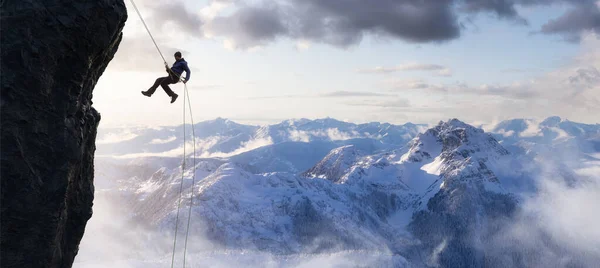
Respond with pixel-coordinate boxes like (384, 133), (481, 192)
(128, 0), (199, 266)
(141, 51), (191, 103)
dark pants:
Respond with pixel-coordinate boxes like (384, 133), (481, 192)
(147, 73), (179, 96)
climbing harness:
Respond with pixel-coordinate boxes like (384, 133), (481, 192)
(128, 0), (198, 267)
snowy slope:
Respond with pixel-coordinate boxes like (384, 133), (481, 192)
(302, 145), (367, 183)
(227, 141), (339, 173)
(225, 138), (395, 174)
(102, 159), (413, 255)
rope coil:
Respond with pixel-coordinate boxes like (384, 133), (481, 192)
(127, 0), (198, 267)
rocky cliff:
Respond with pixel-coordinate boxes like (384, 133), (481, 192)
(1, 1), (127, 267)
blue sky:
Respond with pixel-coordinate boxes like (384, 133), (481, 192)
(94, 0), (600, 127)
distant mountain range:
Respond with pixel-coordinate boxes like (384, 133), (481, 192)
(83, 116), (600, 267)
(95, 117), (427, 158)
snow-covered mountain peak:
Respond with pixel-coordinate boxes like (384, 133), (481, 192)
(195, 117), (256, 135)
(393, 119), (511, 193)
(431, 121), (510, 191)
(540, 116), (563, 127)
(439, 118), (478, 130)
(429, 119), (508, 156)
(401, 119), (508, 164)
(303, 145), (366, 183)
(400, 131), (440, 163)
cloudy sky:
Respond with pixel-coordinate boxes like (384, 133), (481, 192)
(93, 0), (600, 127)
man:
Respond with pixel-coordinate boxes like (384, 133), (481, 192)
(141, 51), (191, 103)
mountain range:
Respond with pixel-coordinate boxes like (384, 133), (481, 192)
(80, 116), (600, 267)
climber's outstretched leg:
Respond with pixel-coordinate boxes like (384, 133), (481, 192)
(160, 76), (179, 103)
(142, 77), (166, 97)
(142, 74), (178, 103)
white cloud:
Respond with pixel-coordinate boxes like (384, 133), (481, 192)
(287, 128), (364, 142)
(435, 68), (453, 77)
(358, 63), (453, 77)
(97, 131), (138, 145)
(496, 163), (600, 266)
(319, 91), (394, 97)
(344, 98), (411, 108)
(288, 129), (311, 142)
(376, 34), (600, 124)
(199, 0), (232, 20)
(149, 136), (177, 144)
(529, 179), (600, 254)
(101, 137), (221, 159)
(201, 137), (274, 158)
(325, 128), (361, 140)
(520, 119), (543, 137)
(296, 40), (311, 51)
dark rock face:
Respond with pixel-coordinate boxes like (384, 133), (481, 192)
(1, 1), (127, 267)
(409, 185), (518, 268)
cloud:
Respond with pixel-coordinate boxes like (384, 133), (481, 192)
(488, 160), (600, 267)
(386, 55), (599, 104)
(201, 137), (274, 158)
(473, 65), (600, 101)
(404, 82), (432, 89)
(460, 0), (525, 23)
(374, 34), (600, 124)
(567, 66), (600, 97)
(149, 136), (177, 144)
(121, 0), (600, 51)
(245, 94), (307, 100)
(344, 98), (411, 108)
(287, 128), (364, 142)
(97, 131), (139, 145)
(360, 64), (445, 72)
(195, 0), (599, 49)
(358, 67), (398, 74)
(204, 0), (460, 48)
(436, 68), (453, 77)
(206, 3), (288, 48)
(103, 140), (204, 159)
(500, 68), (540, 73)
(110, 36), (187, 71)
(136, 0), (204, 37)
(246, 91), (393, 99)
(539, 2), (600, 42)
(359, 63), (453, 77)
(108, 0), (199, 72)
(199, 0), (234, 21)
(288, 129), (312, 143)
(387, 79), (446, 91)
(319, 91), (394, 97)
(295, 40), (311, 51)
(155, 2), (203, 35)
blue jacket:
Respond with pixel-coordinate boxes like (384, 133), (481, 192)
(170, 58), (191, 81)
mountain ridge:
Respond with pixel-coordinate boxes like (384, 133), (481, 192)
(81, 116), (600, 267)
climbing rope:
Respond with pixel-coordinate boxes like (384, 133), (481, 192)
(182, 84), (197, 268)
(127, 0), (197, 267)
(170, 89), (187, 268)
(128, 0), (167, 65)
